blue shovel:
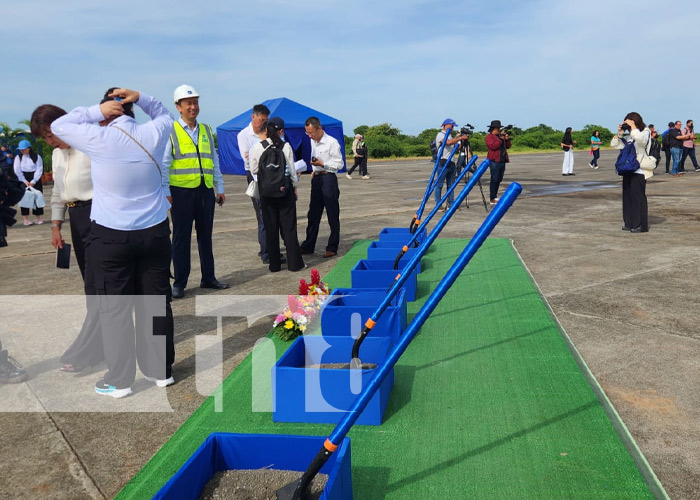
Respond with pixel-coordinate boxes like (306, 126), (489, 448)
(397, 154), (480, 255)
(277, 181), (523, 500)
(409, 142), (460, 234)
(348, 158), (490, 366)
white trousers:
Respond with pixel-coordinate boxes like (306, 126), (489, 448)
(562, 150), (574, 174)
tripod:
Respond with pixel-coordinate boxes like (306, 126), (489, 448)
(456, 139), (489, 212)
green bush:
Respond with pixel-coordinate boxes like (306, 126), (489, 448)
(343, 123), (616, 159)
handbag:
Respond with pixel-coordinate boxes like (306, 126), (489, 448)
(245, 180), (259, 199)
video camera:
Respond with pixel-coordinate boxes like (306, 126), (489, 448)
(460, 123), (475, 137)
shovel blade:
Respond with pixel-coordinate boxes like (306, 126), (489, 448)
(276, 477), (306, 500)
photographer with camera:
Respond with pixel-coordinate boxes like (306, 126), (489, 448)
(434, 119), (468, 211)
(484, 120), (512, 205)
(455, 124), (475, 177)
(610, 112), (651, 233)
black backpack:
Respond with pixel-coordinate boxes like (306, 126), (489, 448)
(257, 140), (288, 198)
(648, 136), (661, 161)
(661, 131), (671, 151)
(429, 139), (438, 160)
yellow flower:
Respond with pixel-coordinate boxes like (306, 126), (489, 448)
(299, 324), (307, 332)
(284, 320), (294, 330)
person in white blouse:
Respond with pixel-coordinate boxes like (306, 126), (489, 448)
(13, 139), (44, 225)
(30, 104), (103, 373)
(611, 112), (652, 233)
(249, 117), (305, 272)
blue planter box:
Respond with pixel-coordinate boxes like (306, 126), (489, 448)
(351, 259), (418, 301)
(321, 287), (407, 343)
(273, 336), (394, 426)
(366, 241), (422, 273)
(153, 433), (352, 500)
(378, 226), (428, 245)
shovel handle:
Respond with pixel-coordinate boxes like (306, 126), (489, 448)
(393, 246), (408, 270)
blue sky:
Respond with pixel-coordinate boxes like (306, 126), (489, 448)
(3, 1), (699, 136)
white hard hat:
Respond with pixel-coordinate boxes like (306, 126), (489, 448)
(173, 84), (200, 104)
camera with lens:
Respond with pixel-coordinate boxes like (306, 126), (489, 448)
(620, 123), (631, 134)
(460, 123), (475, 137)
(499, 124), (513, 138)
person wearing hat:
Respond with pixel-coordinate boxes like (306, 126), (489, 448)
(434, 119), (467, 211)
(249, 117), (305, 272)
(484, 120), (512, 205)
(346, 133), (369, 179)
(13, 139), (44, 225)
(163, 84), (228, 299)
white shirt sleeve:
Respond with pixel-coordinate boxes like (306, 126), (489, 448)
(284, 143), (298, 185)
(32, 156), (43, 184)
(162, 138), (173, 197)
(249, 142), (264, 179)
(322, 137), (343, 173)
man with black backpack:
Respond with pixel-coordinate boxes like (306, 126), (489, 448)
(661, 122), (674, 174)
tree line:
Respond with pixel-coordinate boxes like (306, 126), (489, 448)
(344, 123), (616, 159)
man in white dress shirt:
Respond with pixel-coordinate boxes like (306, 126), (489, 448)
(51, 87), (175, 398)
(300, 116), (344, 258)
(237, 104), (281, 264)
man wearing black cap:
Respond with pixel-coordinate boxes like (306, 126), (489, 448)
(434, 119), (467, 210)
(484, 120), (511, 205)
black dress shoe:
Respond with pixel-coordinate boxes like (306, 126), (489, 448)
(630, 227), (649, 233)
(200, 280), (229, 290)
(263, 256), (287, 265)
(172, 286), (185, 299)
(301, 248), (314, 255)
(621, 226), (632, 231)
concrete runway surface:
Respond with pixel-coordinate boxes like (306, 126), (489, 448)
(0, 149), (698, 499)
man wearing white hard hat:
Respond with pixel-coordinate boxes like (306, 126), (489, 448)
(163, 85), (228, 299)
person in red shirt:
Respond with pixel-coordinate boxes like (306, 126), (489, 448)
(484, 120), (512, 205)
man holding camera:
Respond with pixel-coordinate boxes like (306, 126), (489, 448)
(434, 119), (467, 211)
(484, 120), (512, 205)
(668, 121), (684, 176)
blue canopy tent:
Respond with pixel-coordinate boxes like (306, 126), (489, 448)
(216, 97), (346, 175)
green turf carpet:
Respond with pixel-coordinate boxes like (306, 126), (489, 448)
(117, 238), (656, 499)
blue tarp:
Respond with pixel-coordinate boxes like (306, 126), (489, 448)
(216, 97), (346, 175)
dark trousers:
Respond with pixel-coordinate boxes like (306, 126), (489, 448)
(301, 173), (340, 254)
(664, 148), (671, 173)
(87, 219), (174, 389)
(20, 172), (43, 216)
(591, 149), (600, 167)
(434, 159), (456, 206)
(680, 146), (699, 171)
(489, 161), (506, 201)
(60, 201), (104, 367)
(622, 173), (648, 231)
(260, 190), (305, 272)
(246, 171), (267, 260)
(347, 156), (367, 176)
(170, 184), (216, 288)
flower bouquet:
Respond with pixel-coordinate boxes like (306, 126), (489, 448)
(272, 269), (331, 341)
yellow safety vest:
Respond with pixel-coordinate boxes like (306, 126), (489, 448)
(169, 122), (215, 189)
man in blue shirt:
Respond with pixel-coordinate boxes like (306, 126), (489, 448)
(51, 87), (176, 398)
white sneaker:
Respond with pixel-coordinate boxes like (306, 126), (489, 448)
(144, 375), (175, 388)
(95, 378), (132, 398)
(362, 175), (370, 179)
(589, 163), (594, 169)
(346, 174), (352, 180)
